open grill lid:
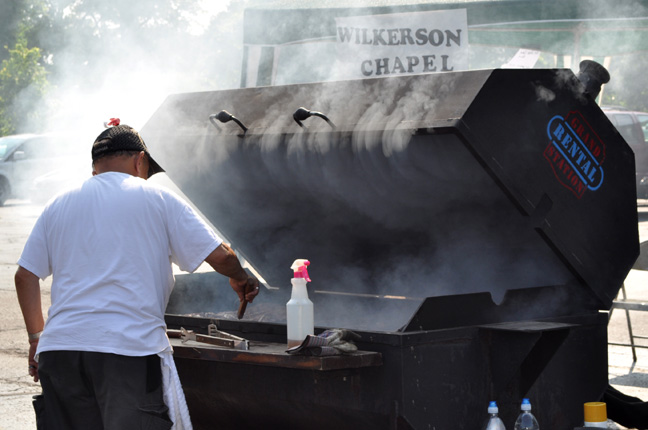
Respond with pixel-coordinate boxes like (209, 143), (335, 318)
(142, 68), (638, 316)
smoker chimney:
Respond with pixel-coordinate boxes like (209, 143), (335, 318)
(577, 60), (610, 100)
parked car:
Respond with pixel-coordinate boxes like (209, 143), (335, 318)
(29, 167), (90, 204)
(0, 133), (88, 206)
(602, 107), (648, 198)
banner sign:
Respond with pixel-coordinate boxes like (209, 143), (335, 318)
(502, 48), (541, 69)
(333, 9), (469, 80)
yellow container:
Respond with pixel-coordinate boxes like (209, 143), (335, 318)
(584, 402), (607, 428)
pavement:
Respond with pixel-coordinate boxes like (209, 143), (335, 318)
(606, 203), (648, 429)
(0, 199), (647, 429)
(0, 201), (49, 430)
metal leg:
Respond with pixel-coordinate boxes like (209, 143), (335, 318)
(609, 284), (638, 362)
(620, 285), (638, 362)
(624, 308), (638, 362)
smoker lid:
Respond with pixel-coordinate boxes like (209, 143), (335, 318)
(142, 68), (638, 311)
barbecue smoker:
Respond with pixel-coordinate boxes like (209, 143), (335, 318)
(141, 65), (639, 429)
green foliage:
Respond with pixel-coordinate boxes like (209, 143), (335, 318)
(0, 29), (49, 135)
(39, 0), (208, 87)
(0, 0), (52, 135)
(0, 0), (26, 65)
(0, 0), (235, 133)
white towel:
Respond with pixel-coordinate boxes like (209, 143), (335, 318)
(158, 350), (193, 430)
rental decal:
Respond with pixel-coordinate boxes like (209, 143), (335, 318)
(544, 111), (606, 198)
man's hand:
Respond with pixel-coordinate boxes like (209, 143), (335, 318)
(28, 340), (39, 382)
(231, 276), (260, 319)
(230, 276), (260, 303)
(15, 266), (44, 383)
(204, 244), (261, 318)
(205, 244), (259, 302)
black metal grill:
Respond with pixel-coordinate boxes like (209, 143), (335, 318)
(142, 67), (639, 429)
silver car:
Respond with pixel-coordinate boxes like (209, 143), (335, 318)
(602, 108), (648, 198)
(0, 133), (88, 206)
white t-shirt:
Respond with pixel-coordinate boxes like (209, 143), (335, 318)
(18, 172), (222, 357)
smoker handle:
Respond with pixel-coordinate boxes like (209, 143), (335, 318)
(293, 107), (335, 129)
(209, 110), (248, 136)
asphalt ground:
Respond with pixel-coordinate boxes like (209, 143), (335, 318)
(0, 199), (647, 429)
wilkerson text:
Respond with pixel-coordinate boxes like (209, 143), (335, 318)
(337, 27), (463, 47)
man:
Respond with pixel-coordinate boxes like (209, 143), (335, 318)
(14, 123), (259, 429)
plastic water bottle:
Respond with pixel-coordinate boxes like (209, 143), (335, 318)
(483, 401), (507, 430)
(513, 398), (540, 430)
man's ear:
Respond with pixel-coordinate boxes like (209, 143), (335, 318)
(135, 151), (147, 178)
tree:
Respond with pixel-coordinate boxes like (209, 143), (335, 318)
(601, 52), (648, 111)
(0, 0), (54, 135)
(36, 0), (207, 90)
(1, 0), (227, 133)
(0, 28), (49, 135)
(0, 0), (27, 65)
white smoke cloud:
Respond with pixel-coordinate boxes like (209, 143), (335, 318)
(21, 0), (242, 137)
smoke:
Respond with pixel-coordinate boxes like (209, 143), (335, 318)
(1, 1), (249, 202)
(13, 0), (243, 136)
(535, 84), (556, 103)
(16, 0), (626, 330)
(10, 0), (648, 136)
(143, 51), (593, 332)
(155, 73), (578, 333)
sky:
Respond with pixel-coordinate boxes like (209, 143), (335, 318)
(190, 0), (232, 35)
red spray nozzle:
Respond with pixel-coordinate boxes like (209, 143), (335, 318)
(291, 259), (311, 282)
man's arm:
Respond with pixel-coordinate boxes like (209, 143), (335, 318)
(204, 243), (260, 303)
(15, 266), (44, 382)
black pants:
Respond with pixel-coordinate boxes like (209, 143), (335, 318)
(604, 384), (648, 430)
(37, 351), (173, 430)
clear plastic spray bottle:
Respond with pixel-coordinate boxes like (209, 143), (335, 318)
(286, 259), (314, 348)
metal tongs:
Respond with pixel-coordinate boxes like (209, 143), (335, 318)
(178, 325), (249, 350)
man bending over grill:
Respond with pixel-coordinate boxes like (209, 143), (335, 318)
(14, 123), (259, 430)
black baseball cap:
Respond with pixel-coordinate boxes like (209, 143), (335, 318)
(92, 125), (164, 178)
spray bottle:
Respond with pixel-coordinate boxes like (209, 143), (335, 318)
(286, 259), (314, 348)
